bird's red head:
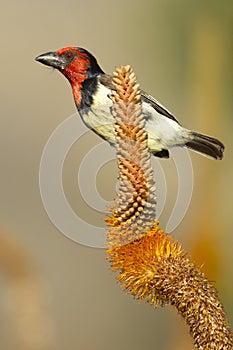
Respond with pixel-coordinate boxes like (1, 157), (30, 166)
(35, 46), (104, 105)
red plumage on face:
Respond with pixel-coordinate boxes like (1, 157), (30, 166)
(56, 47), (90, 105)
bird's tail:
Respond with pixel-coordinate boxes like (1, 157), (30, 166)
(185, 131), (224, 160)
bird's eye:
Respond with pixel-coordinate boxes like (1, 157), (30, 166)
(64, 52), (74, 60)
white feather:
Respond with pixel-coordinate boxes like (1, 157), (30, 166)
(142, 103), (190, 152)
(81, 81), (191, 151)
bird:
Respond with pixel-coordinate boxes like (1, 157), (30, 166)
(35, 47), (224, 160)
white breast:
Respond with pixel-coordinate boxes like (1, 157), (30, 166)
(81, 83), (115, 142)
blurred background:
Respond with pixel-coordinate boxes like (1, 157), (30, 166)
(0, 1), (232, 349)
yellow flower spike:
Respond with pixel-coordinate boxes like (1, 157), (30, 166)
(105, 65), (233, 349)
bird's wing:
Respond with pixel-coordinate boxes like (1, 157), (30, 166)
(141, 90), (181, 124)
(100, 75), (180, 125)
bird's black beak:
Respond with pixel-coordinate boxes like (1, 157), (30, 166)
(35, 51), (67, 70)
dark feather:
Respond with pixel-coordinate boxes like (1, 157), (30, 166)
(186, 132), (224, 160)
(152, 149), (170, 158)
(141, 91), (180, 123)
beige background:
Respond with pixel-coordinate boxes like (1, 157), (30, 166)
(0, 1), (232, 349)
